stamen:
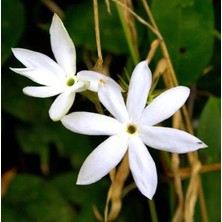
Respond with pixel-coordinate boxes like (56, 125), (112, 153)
(99, 79), (105, 86)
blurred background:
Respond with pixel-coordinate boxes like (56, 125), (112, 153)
(1, 0), (221, 221)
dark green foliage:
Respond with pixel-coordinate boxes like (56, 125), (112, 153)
(2, 0), (220, 221)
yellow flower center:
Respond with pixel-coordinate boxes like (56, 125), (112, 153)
(66, 77), (75, 87)
(126, 124), (138, 135)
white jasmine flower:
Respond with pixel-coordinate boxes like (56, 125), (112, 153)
(61, 60), (207, 199)
(10, 13), (119, 121)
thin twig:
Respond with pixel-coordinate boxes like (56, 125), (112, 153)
(111, 0), (162, 39)
(171, 154), (184, 222)
(146, 39), (160, 63)
(184, 161), (201, 222)
(41, 0), (64, 19)
(93, 0), (103, 66)
(104, 153), (130, 221)
(167, 163), (221, 179)
(105, 0), (111, 14)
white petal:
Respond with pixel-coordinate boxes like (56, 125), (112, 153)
(50, 13), (76, 75)
(23, 86), (63, 98)
(126, 61), (152, 121)
(98, 82), (129, 123)
(140, 126), (207, 153)
(49, 91), (75, 121)
(11, 48), (65, 78)
(128, 136), (157, 199)
(61, 112), (123, 135)
(71, 80), (90, 93)
(10, 68), (63, 86)
(77, 135), (128, 184)
(77, 70), (121, 92)
(139, 86), (190, 126)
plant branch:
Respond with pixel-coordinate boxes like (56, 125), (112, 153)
(93, 0), (103, 68)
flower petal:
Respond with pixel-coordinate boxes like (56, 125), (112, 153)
(23, 86), (63, 98)
(98, 82), (129, 123)
(61, 112), (123, 135)
(77, 70), (121, 92)
(77, 135), (128, 184)
(11, 48), (65, 78)
(128, 136), (157, 199)
(126, 61), (152, 121)
(49, 91), (75, 121)
(71, 80), (90, 93)
(139, 86), (190, 126)
(50, 13), (76, 75)
(140, 126), (207, 153)
(10, 68), (63, 86)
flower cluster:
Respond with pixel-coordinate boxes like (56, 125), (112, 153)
(11, 13), (207, 199)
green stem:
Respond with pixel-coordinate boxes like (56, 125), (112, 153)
(169, 181), (175, 218)
(116, 4), (139, 65)
(161, 151), (172, 171)
(148, 199), (159, 222)
(161, 151), (175, 217)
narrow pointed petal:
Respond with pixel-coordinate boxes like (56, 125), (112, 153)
(11, 48), (65, 78)
(128, 136), (157, 199)
(23, 86), (63, 98)
(49, 91), (75, 121)
(139, 86), (190, 126)
(98, 83), (129, 123)
(10, 68), (62, 86)
(77, 135), (128, 184)
(140, 126), (207, 153)
(61, 112), (123, 135)
(126, 61), (152, 121)
(50, 14), (76, 75)
(77, 70), (121, 92)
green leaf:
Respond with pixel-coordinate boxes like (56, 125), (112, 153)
(2, 72), (50, 123)
(2, 174), (77, 222)
(197, 97), (221, 163)
(150, 0), (214, 85)
(51, 172), (109, 222)
(16, 121), (95, 168)
(16, 123), (52, 166)
(195, 97), (221, 221)
(2, 0), (25, 64)
(64, 1), (128, 54)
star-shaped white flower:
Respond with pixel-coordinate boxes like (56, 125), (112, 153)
(10, 13), (119, 121)
(61, 60), (207, 199)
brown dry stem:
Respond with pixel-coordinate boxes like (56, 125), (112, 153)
(1, 168), (16, 197)
(93, 0), (103, 72)
(104, 153), (130, 221)
(41, 0), (64, 19)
